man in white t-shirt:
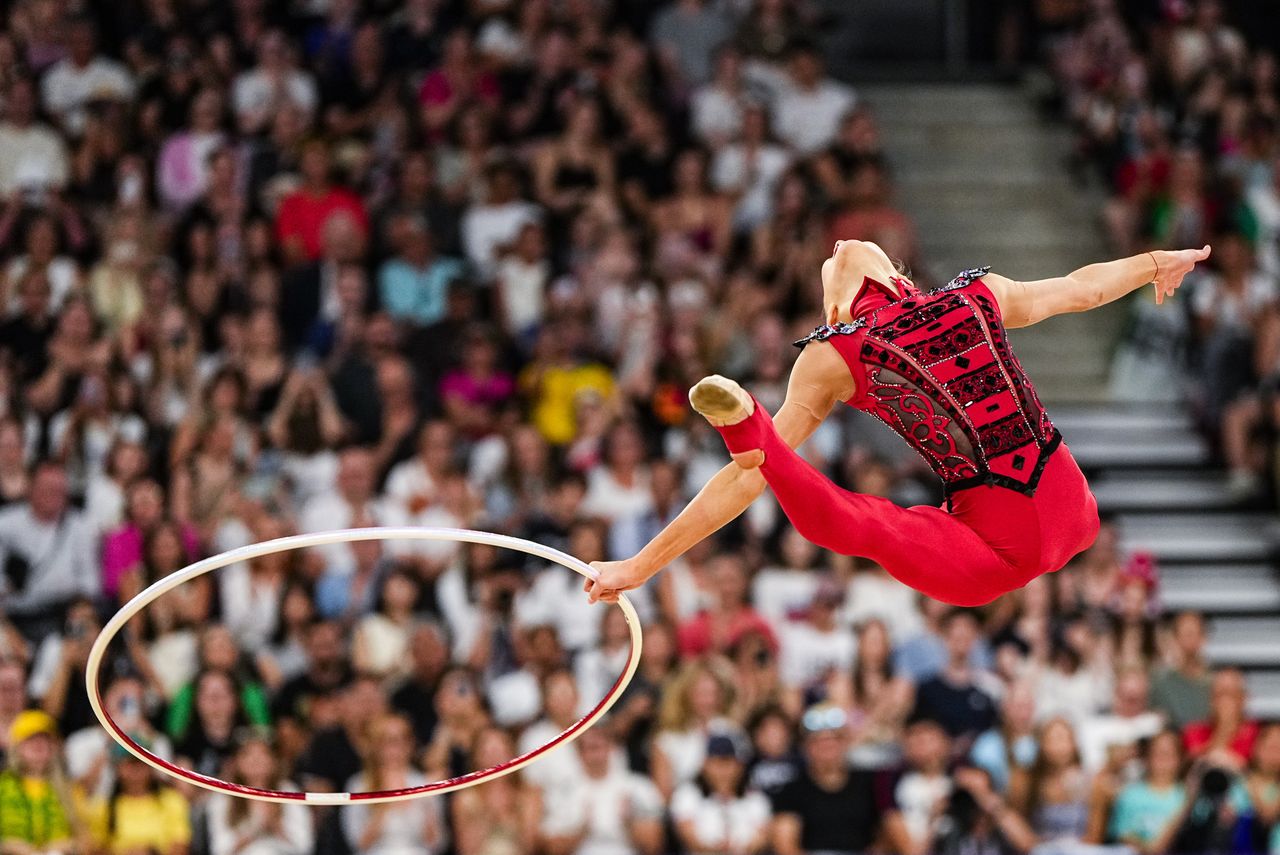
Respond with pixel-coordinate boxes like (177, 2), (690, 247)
(232, 30), (319, 135)
(0, 78), (69, 196)
(40, 20), (135, 137)
(1077, 667), (1164, 772)
(461, 162), (541, 281)
(778, 579), (857, 690)
(770, 43), (856, 156)
(299, 447), (385, 575)
(541, 726), (664, 855)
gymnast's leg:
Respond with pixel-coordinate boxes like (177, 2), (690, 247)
(691, 378), (1017, 606)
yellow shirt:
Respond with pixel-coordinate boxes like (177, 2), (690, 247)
(89, 788), (191, 854)
(520, 362), (615, 445)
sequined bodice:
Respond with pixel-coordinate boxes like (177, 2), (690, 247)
(796, 267), (1061, 497)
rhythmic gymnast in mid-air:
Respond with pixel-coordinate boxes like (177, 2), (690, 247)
(585, 240), (1213, 607)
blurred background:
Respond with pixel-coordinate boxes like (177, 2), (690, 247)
(1, 0), (1279, 854)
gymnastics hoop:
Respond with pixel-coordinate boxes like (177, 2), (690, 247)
(86, 527), (643, 805)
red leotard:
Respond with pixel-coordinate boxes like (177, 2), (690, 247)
(715, 268), (1099, 606)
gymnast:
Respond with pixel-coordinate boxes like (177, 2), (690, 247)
(585, 239), (1212, 607)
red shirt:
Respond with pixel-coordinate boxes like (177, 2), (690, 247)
(1183, 719), (1260, 765)
(274, 187), (369, 261)
(677, 607), (778, 659)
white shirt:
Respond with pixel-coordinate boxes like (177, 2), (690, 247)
(752, 568), (820, 629)
(670, 784), (771, 853)
(0, 504), (99, 613)
(342, 771), (446, 855)
(4, 256), (79, 313)
(691, 85), (744, 145)
(40, 57), (135, 134)
(298, 494), (385, 575)
(219, 563), (282, 652)
(778, 621), (857, 688)
(516, 564), (602, 653)
(581, 467), (652, 523)
(518, 718), (587, 792)
(496, 256), (550, 334)
(65, 726), (174, 799)
(207, 789), (314, 855)
(771, 80), (856, 155)
(712, 143), (791, 231)
(0, 122), (69, 193)
(461, 201), (540, 279)
(895, 771), (953, 845)
(1192, 271), (1278, 334)
(232, 69), (318, 125)
(1076, 711), (1164, 772)
(541, 760), (663, 855)
(841, 571), (924, 643)
(383, 457), (441, 520)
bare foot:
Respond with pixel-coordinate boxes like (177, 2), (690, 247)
(689, 376), (764, 468)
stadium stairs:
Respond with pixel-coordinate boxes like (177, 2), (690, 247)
(861, 82), (1280, 717)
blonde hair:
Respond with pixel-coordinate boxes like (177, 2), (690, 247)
(657, 659), (735, 732)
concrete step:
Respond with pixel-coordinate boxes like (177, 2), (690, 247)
(1240, 672), (1280, 718)
(1162, 564), (1280, 613)
(1065, 432), (1210, 469)
(1049, 406), (1195, 434)
(1118, 513), (1277, 563)
(1090, 471), (1237, 513)
(1207, 617), (1280, 667)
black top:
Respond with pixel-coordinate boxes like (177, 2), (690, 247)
(771, 766), (894, 854)
(913, 676), (998, 740)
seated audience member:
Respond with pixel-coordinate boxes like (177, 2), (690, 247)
(540, 726), (664, 855)
(0, 712), (79, 854)
(1183, 668), (1259, 768)
(911, 610), (999, 750)
(770, 704), (912, 855)
(1108, 730), (1188, 853)
(672, 731), (770, 855)
(1150, 611), (1213, 729)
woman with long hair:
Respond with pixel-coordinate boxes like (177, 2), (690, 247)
(168, 669), (254, 778)
(1009, 717), (1094, 848)
(826, 618), (913, 769)
(343, 714), (445, 855)
(1107, 729), (1187, 854)
(451, 727), (539, 855)
(352, 569), (421, 680)
(0, 711), (82, 855)
(652, 659), (736, 801)
(206, 732), (313, 855)
(90, 745), (189, 855)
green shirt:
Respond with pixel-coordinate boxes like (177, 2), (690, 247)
(164, 679), (271, 741)
(0, 770), (73, 846)
(1150, 667), (1211, 729)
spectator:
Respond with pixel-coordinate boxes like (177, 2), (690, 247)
(299, 675), (386, 794)
(351, 569), (420, 680)
(0, 461), (99, 639)
(770, 704), (912, 855)
(0, 78), (69, 197)
(0, 711), (78, 854)
(777, 577), (855, 691)
(389, 622), (449, 746)
(451, 727), (537, 855)
(1078, 667), (1165, 773)
(911, 610), (999, 749)
(1228, 720), (1280, 854)
(64, 673), (171, 799)
(970, 681), (1038, 795)
(88, 738), (190, 855)
(769, 42), (855, 156)
(676, 554), (776, 660)
(652, 660), (736, 800)
(540, 725), (664, 855)
(1183, 668), (1259, 769)
(377, 214), (465, 329)
(1108, 729), (1187, 854)
(1009, 717), (1094, 849)
(342, 713), (445, 855)
(461, 162), (541, 281)
(274, 139), (368, 267)
(893, 717), (954, 852)
(300, 447), (385, 576)
(649, 0), (731, 87)
(1152, 611), (1208, 732)
(206, 732), (313, 855)
(672, 731), (770, 855)
(232, 31), (319, 136)
(39, 19), (134, 137)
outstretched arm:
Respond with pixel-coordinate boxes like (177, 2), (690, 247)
(983, 246), (1212, 329)
(584, 346), (846, 603)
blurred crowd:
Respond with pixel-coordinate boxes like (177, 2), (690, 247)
(1042, 0), (1280, 501)
(0, 0), (1274, 854)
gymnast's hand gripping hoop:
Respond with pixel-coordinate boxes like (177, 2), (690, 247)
(86, 527), (643, 805)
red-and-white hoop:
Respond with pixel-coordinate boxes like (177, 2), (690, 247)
(86, 526), (643, 805)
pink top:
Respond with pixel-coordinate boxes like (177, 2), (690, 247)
(101, 522), (202, 598)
